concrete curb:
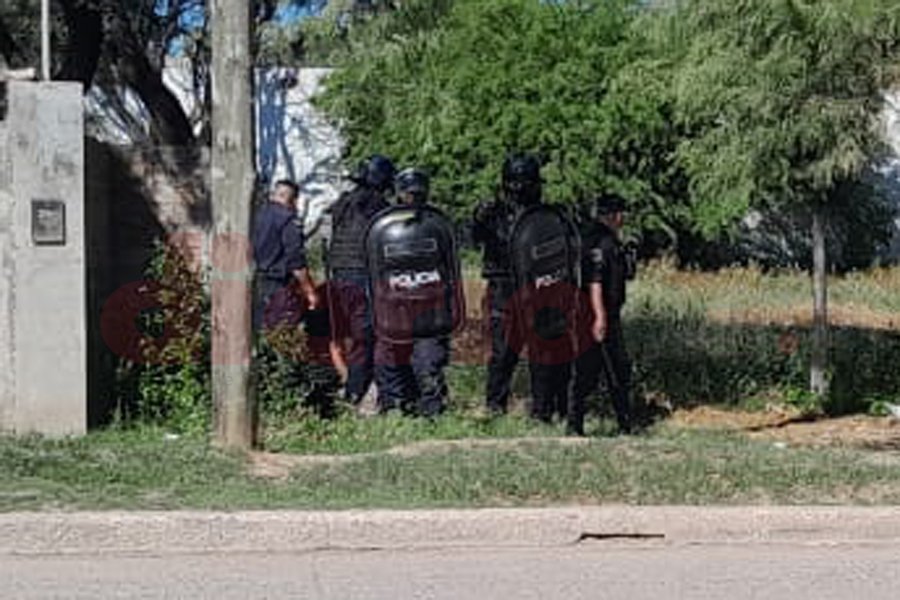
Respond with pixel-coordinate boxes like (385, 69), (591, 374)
(2, 507), (900, 556)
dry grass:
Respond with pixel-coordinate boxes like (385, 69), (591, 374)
(633, 260), (900, 330)
(670, 406), (900, 451)
(461, 261), (900, 330)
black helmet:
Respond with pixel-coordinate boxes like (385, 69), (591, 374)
(351, 154), (397, 191)
(395, 167), (430, 203)
(502, 154), (541, 185)
(502, 153), (542, 203)
(595, 193), (627, 215)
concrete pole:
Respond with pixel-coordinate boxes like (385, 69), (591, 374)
(210, 0), (256, 449)
(41, 0), (50, 80)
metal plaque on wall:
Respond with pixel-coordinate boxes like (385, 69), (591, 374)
(31, 199), (66, 246)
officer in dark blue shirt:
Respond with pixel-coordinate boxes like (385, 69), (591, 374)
(252, 179), (318, 333)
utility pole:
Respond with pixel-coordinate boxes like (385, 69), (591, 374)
(41, 0), (50, 80)
(210, 0), (255, 449)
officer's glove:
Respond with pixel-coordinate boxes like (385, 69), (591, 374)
(473, 200), (498, 225)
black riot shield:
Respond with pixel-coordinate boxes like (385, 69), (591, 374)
(508, 204), (581, 354)
(365, 205), (465, 343)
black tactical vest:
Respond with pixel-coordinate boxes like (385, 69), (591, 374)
(472, 199), (527, 279)
(329, 187), (388, 272)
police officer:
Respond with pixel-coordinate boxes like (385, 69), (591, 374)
(472, 154), (571, 422)
(327, 155), (397, 405)
(374, 168), (450, 417)
(252, 179), (318, 333)
(568, 193), (637, 436)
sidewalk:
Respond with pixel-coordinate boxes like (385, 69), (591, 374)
(3, 506), (900, 556)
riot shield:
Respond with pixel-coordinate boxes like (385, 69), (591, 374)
(508, 204), (581, 359)
(365, 205), (465, 343)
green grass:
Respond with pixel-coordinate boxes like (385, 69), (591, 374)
(617, 262), (900, 414)
(3, 424), (900, 511)
(263, 410), (561, 455)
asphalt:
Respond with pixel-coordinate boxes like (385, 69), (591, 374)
(3, 543), (899, 599)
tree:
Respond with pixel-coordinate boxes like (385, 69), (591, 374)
(315, 0), (640, 218)
(643, 0), (900, 395)
(1, 1), (309, 149)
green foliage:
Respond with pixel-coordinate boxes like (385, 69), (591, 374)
(118, 240), (322, 434)
(315, 0), (638, 219)
(313, 0), (900, 248)
(7, 427), (900, 510)
(644, 0), (900, 235)
(626, 264), (900, 414)
(629, 306), (900, 415)
(132, 241), (212, 435)
(264, 411), (560, 455)
(278, 0), (457, 67)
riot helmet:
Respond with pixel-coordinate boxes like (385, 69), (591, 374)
(351, 154), (397, 192)
(395, 168), (430, 205)
(595, 193), (626, 215)
(502, 153), (542, 205)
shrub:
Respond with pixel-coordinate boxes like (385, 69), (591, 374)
(115, 240), (326, 434)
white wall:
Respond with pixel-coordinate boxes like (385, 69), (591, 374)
(85, 63), (348, 237)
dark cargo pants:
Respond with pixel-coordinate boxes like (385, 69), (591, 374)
(569, 315), (633, 434)
(375, 337), (450, 417)
(329, 271), (375, 401)
(485, 279), (571, 422)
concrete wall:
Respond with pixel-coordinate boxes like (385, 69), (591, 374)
(254, 68), (349, 236)
(0, 81), (86, 436)
(0, 116), (12, 430)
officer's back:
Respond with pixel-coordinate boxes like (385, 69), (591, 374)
(329, 156), (395, 274)
(251, 179), (317, 332)
(254, 202), (299, 279)
(579, 217), (628, 315)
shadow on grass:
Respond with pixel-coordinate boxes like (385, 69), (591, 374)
(627, 307), (900, 416)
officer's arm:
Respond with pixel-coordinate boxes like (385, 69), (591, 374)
(589, 282), (608, 343)
(294, 268), (318, 309)
(587, 245), (609, 342)
(471, 200), (496, 244)
(283, 220), (319, 309)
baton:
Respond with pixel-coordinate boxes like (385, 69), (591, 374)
(598, 340), (621, 391)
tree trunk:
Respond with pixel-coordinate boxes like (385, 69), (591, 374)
(210, 0), (255, 449)
(56, 1), (104, 88)
(810, 209), (829, 396)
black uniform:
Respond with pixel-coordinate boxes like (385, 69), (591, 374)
(252, 201), (307, 332)
(473, 193), (572, 421)
(569, 220), (634, 435)
(373, 168), (452, 417)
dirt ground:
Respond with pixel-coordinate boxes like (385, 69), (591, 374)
(670, 406), (900, 451)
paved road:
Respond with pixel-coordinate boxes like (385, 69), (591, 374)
(3, 542), (898, 599)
